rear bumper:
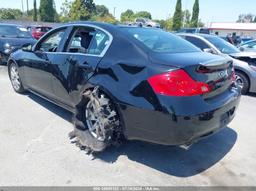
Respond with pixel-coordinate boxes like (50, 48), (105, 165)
(120, 87), (241, 146)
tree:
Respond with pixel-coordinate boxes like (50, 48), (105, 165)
(172, 0), (182, 31)
(182, 9), (191, 27)
(0, 8), (22, 19)
(190, 0), (199, 27)
(237, 14), (254, 23)
(95, 5), (109, 17)
(39, 0), (55, 22)
(33, 0), (38, 21)
(60, 0), (71, 22)
(69, 0), (90, 20)
(135, 11), (152, 19)
(120, 9), (134, 22)
(84, 0), (96, 15)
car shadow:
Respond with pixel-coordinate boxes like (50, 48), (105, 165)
(247, 92), (256, 97)
(26, 92), (237, 178)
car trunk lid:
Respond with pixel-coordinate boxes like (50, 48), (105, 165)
(149, 52), (234, 98)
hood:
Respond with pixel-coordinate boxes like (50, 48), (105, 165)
(149, 51), (231, 68)
(0, 37), (36, 48)
(229, 51), (256, 59)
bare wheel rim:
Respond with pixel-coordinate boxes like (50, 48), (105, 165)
(235, 74), (244, 89)
(10, 64), (21, 91)
(85, 89), (119, 142)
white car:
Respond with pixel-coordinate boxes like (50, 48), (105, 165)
(134, 18), (160, 28)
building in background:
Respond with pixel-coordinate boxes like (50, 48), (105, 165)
(209, 22), (256, 38)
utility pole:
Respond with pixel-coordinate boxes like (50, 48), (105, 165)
(21, 0), (24, 14)
(113, 7), (116, 18)
(26, 0), (29, 15)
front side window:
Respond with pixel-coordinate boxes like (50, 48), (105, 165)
(123, 28), (200, 53)
(37, 29), (66, 52)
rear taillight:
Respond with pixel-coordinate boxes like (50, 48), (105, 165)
(148, 69), (211, 96)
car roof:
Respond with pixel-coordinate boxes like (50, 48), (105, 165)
(178, 33), (216, 39)
(0, 23), (21, 27)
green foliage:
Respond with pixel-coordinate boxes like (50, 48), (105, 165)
(172, 0), (182, 31)
(120, 9), (134, 22)
(0, 8), (22, 20)
(182, 9), (191, 27)
(69, 0), (90, 20)
(60, 0), (71, 22)
(135, 11), (152, 19)
(190, 0), (199, 27)
(33, 0), (38, 21)
(59, 0), (117, 23)
(95, 5), (109, 17)
(39, 0), (55, 22)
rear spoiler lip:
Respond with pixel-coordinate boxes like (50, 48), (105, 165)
(199, 58), (233, 67)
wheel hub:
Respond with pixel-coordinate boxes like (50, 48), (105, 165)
(235, 74), (244, 89)
(85, 88), (119, 142)
(10, 64), (21, 91)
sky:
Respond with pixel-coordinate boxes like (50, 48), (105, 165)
(0, 0), (255, 25)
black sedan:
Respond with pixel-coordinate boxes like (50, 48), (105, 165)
(0, 24), (36, 65)
(7, 22), (241, 152)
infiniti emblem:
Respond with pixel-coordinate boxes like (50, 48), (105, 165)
(219, 70), (228, 78)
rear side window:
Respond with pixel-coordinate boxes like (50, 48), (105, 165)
(66, 27), (110, 56)
(123, 28), (200, 53)
(185, 36), (209, 50)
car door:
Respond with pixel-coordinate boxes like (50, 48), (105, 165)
(23, 27), (69, 99)
(50, 25), (112, 107)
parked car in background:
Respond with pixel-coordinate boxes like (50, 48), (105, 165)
(27, 25), (52, 40)
(239, 39), (256, 52)
(179, 33), (256, 94)
(177, 28), (210, 34)
(0, 23), (36, 65)
(7, 22), (240, 152)
(134, 18), (160, 28)
(240, 37), (253, 45)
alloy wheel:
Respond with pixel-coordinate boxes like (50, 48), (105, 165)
(10, 64), (21, 91)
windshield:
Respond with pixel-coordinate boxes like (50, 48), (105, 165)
(124, 28), (200, 53)
(0, 25), (32, 38)
(205, 36), (240, 54)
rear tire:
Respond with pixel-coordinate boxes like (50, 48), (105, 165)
(70, 87), (122, 152)
(235, 71), (249, 94)
(8, 62), (26, 93)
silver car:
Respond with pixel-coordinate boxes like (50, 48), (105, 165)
(178, 33), (256, 94)
(239, 39), (256, 52)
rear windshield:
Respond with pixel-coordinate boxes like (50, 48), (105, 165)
(123, 28), (200, 53)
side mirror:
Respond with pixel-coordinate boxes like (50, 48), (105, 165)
(203, 48), (215, 54)
(22, 43), (33, 52)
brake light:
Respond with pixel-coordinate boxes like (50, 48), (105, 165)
(148, 69), (211, 96)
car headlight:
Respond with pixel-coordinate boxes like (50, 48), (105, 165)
(3, 43), (12, 54)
